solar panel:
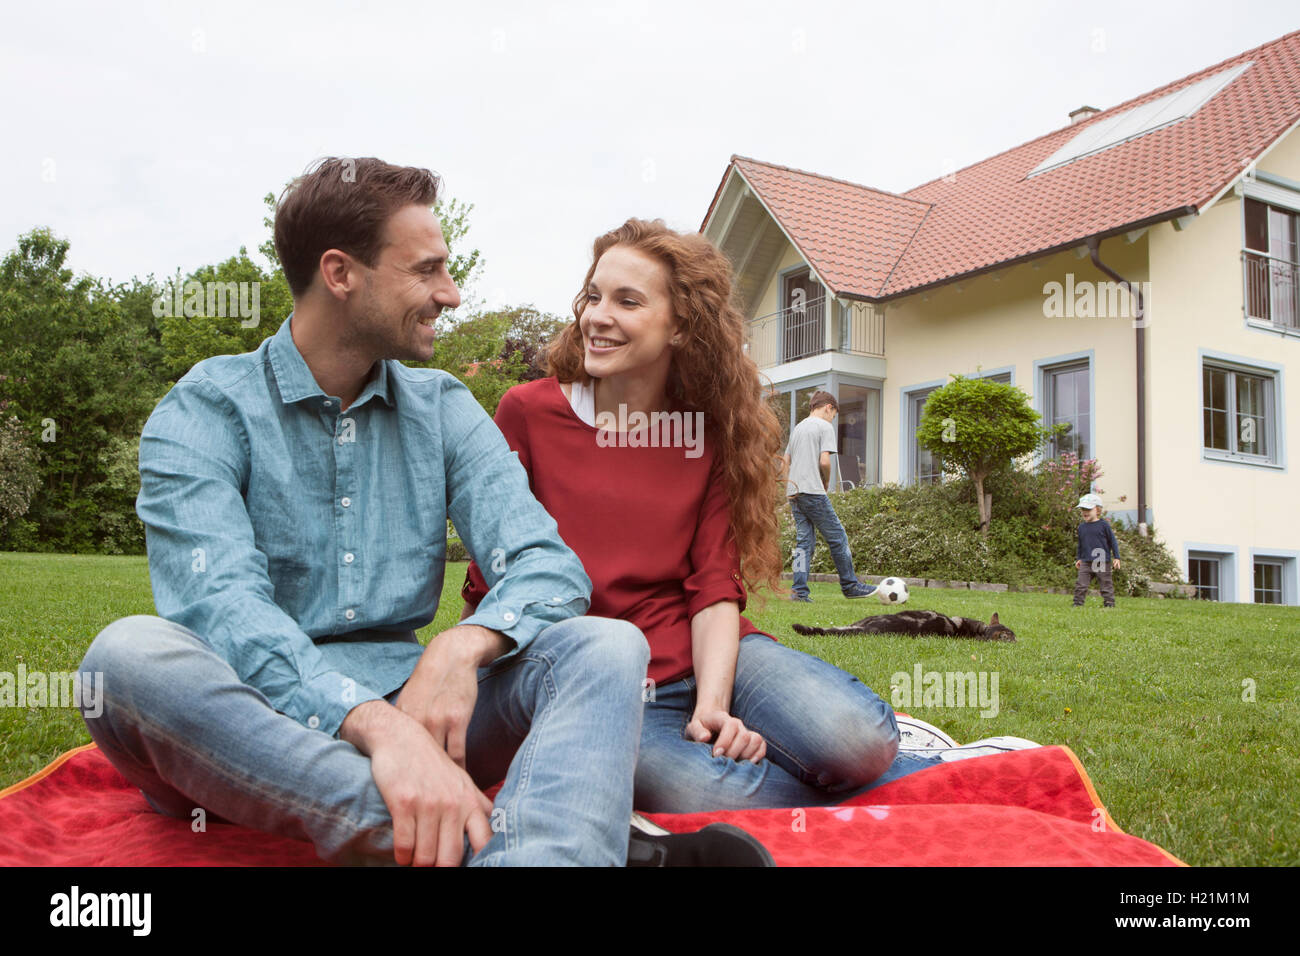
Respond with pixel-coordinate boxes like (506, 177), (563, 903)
(1029, 61), (1254, 176)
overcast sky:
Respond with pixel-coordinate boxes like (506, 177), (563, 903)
(2, 1), (1297, 320)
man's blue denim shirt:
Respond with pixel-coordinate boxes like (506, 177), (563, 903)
(136, 314), (592, 738)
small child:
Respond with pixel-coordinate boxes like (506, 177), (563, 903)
(1073, 493), (1122, 608)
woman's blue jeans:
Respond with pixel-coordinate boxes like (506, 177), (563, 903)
(634, 634), (940, 812)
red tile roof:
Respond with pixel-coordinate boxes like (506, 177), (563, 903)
(727, 161), (929, 296)
(704, 30), (1300, 300)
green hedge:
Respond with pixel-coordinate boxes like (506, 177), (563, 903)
(779, 462), (1183, 594)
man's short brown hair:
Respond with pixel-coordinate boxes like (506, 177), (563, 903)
(273, 157), (441, 297)
(810, 390), (838, 413)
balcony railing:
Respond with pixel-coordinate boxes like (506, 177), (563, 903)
(745, 298), (885, 370)
(1244, 251), (1300, 331)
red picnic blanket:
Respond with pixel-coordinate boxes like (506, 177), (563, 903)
(0, 743), (1183, 866)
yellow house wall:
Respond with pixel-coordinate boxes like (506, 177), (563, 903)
(882, 242), (1148, 508)
(1146, 124), (1300, 602)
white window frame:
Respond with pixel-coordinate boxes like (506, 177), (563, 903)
(1249, 549), (1299, 606)
(1199, 350), (1285, 470)
(1035, 351), (1095, 465)
(1185, 545), (1238, 603)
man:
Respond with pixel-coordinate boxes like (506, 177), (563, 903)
(76, 158), (675, 866)
(782, 391), (876, 602)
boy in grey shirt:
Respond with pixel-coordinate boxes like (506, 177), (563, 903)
(781, 391), (875, 601)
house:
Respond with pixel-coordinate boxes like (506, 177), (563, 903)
(701, 31), (1300, 604)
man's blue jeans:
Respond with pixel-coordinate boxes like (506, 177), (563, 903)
(633, 634), (939, 811)
(78, 614), (649, 866)
(790, 493), (860, 598)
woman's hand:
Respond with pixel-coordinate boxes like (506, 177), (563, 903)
(686, 708), (767, 763)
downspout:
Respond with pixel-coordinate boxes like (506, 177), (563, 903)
(1086, 236), (1148, 537)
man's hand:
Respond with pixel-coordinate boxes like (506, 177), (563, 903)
(1075, 559), (1082, 569)
(340, 700), (494, 866)
(686, 708), (767, 763)
(1113, 559), (1122, 570)
(395, 624), (509, 768)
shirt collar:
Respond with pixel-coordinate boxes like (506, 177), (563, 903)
(268, 314), (395, 409)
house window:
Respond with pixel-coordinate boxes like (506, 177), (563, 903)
(1244, 197), (1300, 331)
(1043, 362), (1091, 460)
(1202, 361), (1279, 465)
(837, 383), (881, 489)
(910, 388), (942, 485)
(1188, 553), (1222, 601)
(1254, 559), (1283, 604)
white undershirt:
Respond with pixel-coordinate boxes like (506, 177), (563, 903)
(568, 378), (596, 426)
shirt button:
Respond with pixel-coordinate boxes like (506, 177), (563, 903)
(344, 553), (355, 564)
(322, 400), (332, 407)
(340, 497), (351, 507)
(307, 715), (320, 729)
(503, 611), (516, 623)
(344, 609), (356, 621)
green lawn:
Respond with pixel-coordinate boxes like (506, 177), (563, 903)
(2, 551), (1297, 865)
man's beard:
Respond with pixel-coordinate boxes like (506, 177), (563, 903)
(348, 277), (424, 362)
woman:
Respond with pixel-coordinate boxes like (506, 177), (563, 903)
(461, 219), (938, 812)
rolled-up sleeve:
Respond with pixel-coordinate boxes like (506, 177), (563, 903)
(137, 379), (383, 738)
(440, 379), (590, 653)
(683, 453), (747, 618)
(460, 388), (530, 612)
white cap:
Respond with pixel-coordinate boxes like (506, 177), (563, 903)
(1077, 493), (1103, 510)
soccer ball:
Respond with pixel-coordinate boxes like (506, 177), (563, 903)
(877, 577), (910, 605)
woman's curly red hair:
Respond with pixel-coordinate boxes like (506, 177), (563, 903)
(545, 218), (784, 600)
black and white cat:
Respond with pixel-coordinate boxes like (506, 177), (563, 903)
(792, 609), (1016, 642)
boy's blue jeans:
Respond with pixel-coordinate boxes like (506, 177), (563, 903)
(634, 634), (940, 811)
(78, 614), (649, 866)
(790, 493), (861, 597)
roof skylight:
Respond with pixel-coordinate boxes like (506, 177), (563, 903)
(1029, 61), (1253, 176)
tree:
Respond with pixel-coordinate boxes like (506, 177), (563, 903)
(0, 409), (39, 534)
(427, 311), (528, 415)
(157, 251), (292, 378)
(0, 228), (162, 551)
(420, 305), (568, 414)
(499, 305), (569, 380)
(915, 374), (1065, 536)
(432, 196), (483, 299)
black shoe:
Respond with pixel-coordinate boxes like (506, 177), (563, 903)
(790, 591), (812, 603)
(626, 821), (776, 867)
